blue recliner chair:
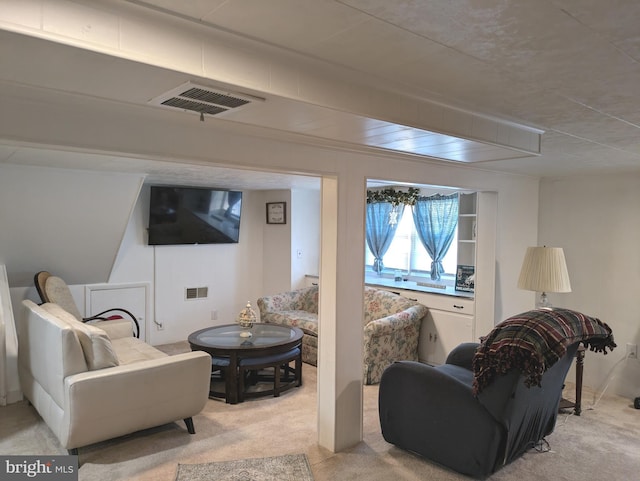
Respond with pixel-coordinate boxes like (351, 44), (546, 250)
(378, 308), (616, 478)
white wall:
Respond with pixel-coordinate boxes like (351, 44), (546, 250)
(291, 189), (321, 289)
(110, 184), (318, 341)
(493, 180), (541, 322)
(261, 190), (293, 296)
(110, 186), (269, 345)
(540, 173), (640, 399)
(110, 185), (156, 285)
(0, 164), (143, 287)
(257, 188), (321, 294)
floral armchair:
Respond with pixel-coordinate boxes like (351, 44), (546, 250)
(257, 285), (428, 384)
(362, 287), (428, 384)
(257, 286), (320, 366)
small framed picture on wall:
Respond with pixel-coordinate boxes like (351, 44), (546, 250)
(266, 202), (287, 224)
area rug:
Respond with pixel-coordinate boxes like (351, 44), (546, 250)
(175, 453), (314, 481)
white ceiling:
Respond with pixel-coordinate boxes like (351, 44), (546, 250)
(2, 0), (640, 187)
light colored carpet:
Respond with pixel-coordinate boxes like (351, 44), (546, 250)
(175, 454), (313, 481)
(2, 341), (639, 481)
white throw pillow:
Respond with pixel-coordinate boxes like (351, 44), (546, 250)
(42, 303), (120, 370)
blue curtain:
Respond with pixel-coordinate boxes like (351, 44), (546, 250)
(412, 194), (459, 280)
(365, 202), (404, 273)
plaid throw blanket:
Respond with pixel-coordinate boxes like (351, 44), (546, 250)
(472, 308), (616, 395)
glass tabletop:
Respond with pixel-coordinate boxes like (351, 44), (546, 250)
(190, 323), (301, 350)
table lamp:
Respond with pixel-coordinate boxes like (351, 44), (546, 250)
(517, 246), (571, 308)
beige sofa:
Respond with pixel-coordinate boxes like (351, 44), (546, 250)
(258, 286), (428, 384)
(18, 300), (212, 454)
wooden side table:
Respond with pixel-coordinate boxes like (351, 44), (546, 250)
(559, 344), (585, 415)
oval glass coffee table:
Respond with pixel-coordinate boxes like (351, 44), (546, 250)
(188, 323), (303, 404)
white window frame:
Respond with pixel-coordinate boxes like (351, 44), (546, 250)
(365, 211), (458, 284)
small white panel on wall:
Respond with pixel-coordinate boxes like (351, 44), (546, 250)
(85, 283), (149, 341)
(0, 264), (22, 405)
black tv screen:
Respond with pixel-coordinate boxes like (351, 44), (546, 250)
(148, 185), (242, 245)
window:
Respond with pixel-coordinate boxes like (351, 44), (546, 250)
(365, 210), (458, 278)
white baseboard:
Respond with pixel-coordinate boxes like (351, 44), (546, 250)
(1, 389), (23, 406)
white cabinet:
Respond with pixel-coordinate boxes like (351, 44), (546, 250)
(420, 309), (473, 365)
(397, 290), (476, 365)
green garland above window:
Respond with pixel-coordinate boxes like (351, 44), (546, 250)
(366, 187), (420, 206)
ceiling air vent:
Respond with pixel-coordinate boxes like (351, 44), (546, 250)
(149, 82), (263, 117)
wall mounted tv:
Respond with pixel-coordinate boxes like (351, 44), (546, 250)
(148, 185), (243, 245)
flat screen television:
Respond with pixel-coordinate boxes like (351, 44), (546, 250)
(148, 185), (243, 245)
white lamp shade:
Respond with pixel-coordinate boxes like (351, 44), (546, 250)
(517, 246), (572, 293)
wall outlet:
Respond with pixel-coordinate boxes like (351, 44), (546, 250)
(626, 343), (637, 359)
(211, 310), (218, 321)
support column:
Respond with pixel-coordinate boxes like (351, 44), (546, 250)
(317, 176), (364, 451)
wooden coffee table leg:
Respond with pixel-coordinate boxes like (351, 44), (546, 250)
(228, 354), (239, 404)
(295, 351), (302, 387)
(274, 364), (281, 397)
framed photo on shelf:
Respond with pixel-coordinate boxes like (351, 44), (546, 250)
(266, 201), (287, 224)
(455, 265), (475, 292)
